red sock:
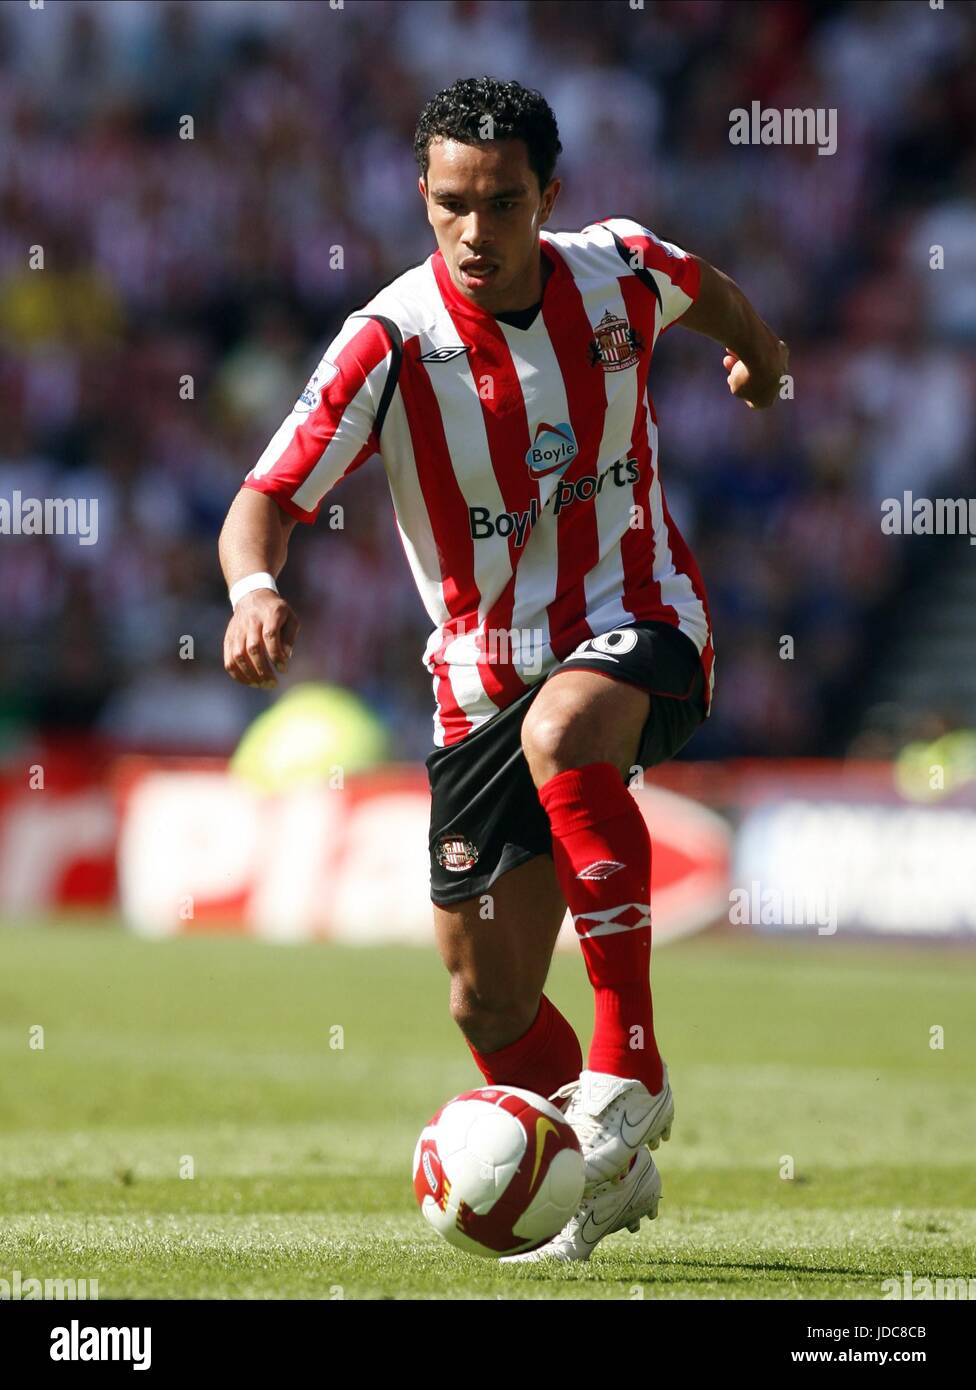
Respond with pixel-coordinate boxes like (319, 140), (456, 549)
(466, 994), (582, 1099)
(538, 761), (664, 1094)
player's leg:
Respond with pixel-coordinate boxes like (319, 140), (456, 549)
(519, 624), (705, 1188)
(425, 684), (583, 1099)
(432, 853), (582, 1098)
(503, 624), (706, 1263)
(522, 666), (652, 785)
(522, 659), (662, 1100)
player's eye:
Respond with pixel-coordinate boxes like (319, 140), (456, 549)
(494, 201), (516, 211)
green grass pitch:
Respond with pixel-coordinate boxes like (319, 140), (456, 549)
(0, 918), (973, 1300)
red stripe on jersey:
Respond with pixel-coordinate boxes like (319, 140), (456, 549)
(244, 317), (390, 522)
(657, 250), (700, 335)
(431, 252), (534, 710)
(660, 487), (714, 707)
(430, 616), (474, 745)
(244, 438), (378, 524)
(398, 333), (487, 742)
(541, 246), (605, 659)
(607, 276), (711, 688)
(646, 385), (714, 699)
(620, 232), (701, 297)
(617, 274), (670, 625)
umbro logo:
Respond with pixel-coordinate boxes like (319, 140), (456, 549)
(419, 345), (471, 363)
(577, 860), (625, 881)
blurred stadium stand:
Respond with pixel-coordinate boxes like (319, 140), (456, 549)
(0, 0), (974, 763)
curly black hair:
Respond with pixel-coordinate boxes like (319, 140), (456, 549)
(414, 76), (562, 194)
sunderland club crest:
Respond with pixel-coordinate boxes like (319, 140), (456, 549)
(588, 309), (644, 372)
(435, 834), (479, 873)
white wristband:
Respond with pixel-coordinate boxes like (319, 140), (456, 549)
(229, 571), (279, 609)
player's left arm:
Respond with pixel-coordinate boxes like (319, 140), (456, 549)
(677, 257), (788, 410)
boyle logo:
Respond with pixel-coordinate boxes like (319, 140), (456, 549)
(525, 422), (578, 478)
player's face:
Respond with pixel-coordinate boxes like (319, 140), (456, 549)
(420, 138), (560, 312)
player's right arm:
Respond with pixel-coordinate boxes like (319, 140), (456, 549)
(219, 489), (299, 689)
(218, 311), (394, 689)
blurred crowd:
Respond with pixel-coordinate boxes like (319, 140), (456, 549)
(0, 0), (974, 760)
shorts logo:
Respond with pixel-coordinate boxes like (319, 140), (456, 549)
(294, 360), (338, 413)
(577, 859), (626, 881)
(435, 834), (479, 872)
(588, 309), (644, 372)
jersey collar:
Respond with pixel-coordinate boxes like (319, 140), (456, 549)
(432, 237), (564, 329)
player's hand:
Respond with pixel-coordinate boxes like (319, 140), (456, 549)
(722, 338), (789, 409)
(223, 589), (300, 689)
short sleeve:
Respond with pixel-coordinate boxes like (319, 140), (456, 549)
(593, 216), (701, 334)
(242, 313), (395, 523)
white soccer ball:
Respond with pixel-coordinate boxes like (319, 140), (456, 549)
(412, 1085), (584, 1257)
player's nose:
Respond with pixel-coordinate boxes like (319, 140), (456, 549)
(461, 213), (495, 250)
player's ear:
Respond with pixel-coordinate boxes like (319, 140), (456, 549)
(539, 178), (561, 225)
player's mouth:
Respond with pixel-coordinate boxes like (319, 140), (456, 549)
(459, 258), (499, 288)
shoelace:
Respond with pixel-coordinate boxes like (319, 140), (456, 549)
(552, 1080), (617, 1146)
(550, 1080), (657, 1161)
(569, 1110), (606, 1148)
(548, 1081), (579, 1110)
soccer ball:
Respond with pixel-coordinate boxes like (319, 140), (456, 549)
(412, 1085), (585, 1257)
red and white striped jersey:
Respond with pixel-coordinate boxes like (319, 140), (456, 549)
(243, 216), (714, 747)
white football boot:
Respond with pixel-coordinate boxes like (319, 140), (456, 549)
(500, 1146), (662, 1264)
(552, 1065), (674, 1192)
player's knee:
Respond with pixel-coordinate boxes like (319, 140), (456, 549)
(449, 975), (539, 1053)
(520, 705), (582, 785)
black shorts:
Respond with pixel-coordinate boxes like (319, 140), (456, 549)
(426, 621), (707, 906)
